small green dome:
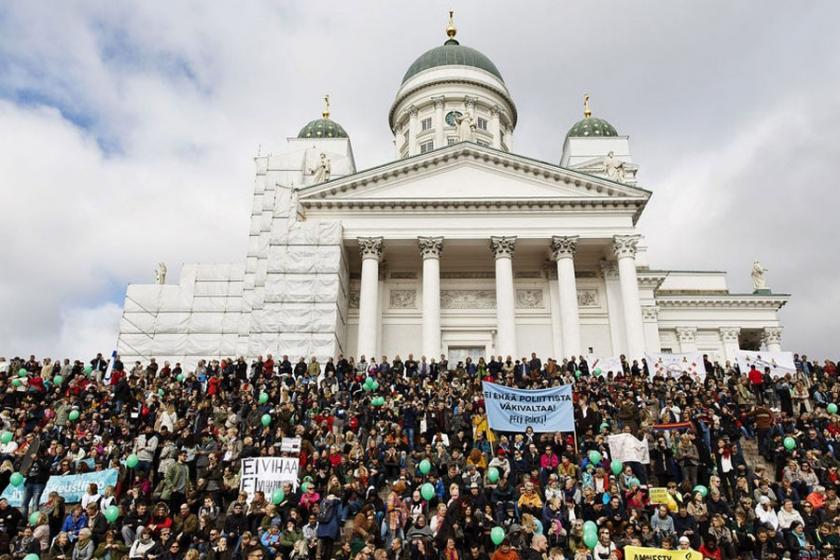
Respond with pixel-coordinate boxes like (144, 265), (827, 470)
(297, 118), (348, 139)
(567, 117), (618, 138)
(402, 39), (504, 84)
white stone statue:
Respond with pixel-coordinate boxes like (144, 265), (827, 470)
(751, 259), (768, 291)
(155, 262), (167, 285)
(604, 151), (626, 183)
(309, 153), (331, 183)
(455, 112), (475, 142)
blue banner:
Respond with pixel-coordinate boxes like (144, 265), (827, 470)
(482, 382), (574, 433)
(1, 468), (119, 508)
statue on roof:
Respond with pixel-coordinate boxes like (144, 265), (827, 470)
(155, 262), (167, 285)
(310, 152), (331, 183)
(751, 259), (768, 291)
(455, 110), (475, 143)
(604, 151), (626, 183)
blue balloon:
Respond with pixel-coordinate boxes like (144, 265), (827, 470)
(602, 492), (611, 505)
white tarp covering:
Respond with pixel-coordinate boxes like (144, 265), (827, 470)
(736, 350), (796, 378)
(645, 352), (706, 381)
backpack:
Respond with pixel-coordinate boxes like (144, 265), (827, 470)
(318, 498), (337, 524)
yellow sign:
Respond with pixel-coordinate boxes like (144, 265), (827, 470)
(624, 546), (703, 560)
(648, 487), (669, 504)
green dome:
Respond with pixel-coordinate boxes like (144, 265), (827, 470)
(567, 117), (618, 138)
(402, 39), (504, 84)
(297, 118), (348, 139)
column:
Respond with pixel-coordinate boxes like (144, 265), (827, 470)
(763, 327), (783, 352)
(490, 105), (502, 149)
(601, 260), (626, 355)
(720, 327), (741, 363)
(613, 235), (646, 360)
(642, 305), (662, 353)
(551, 236), (581, 358)
(419, 236), (443, 359)
(432, 97), (445, 149)
(408, 106), (418, 156)
(356, 237), (383, 359)
(491, 236), (517, 359)
(544, 266), (565, 360)
(676, 327), (698, 353)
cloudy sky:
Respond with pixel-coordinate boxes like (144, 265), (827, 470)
(1, 1), (838, 359)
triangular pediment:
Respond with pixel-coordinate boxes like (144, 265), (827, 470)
(297, 143), (650, 203)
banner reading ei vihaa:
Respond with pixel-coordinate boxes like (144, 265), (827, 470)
(482, 382), (574, 433)
(625, 546), (703, 560)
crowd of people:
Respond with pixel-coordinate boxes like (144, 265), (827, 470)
(0, 350), (837, 560)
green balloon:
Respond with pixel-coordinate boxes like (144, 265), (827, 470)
(362, 381), (373, 391)
(371, 380), (380, 390)
(610, 459), (623, 475)
(584, 530), (598, 549)
(157, 388), (165, 397)
(693, 484), (708, 497)
(104, 505), (120, 523)
(365, 376), (375, 386)
(176, 373), (185, 382)
(490, 526), (505, 546)
(84, 366), (93, 375)
(594, 368), (603, 376)
(0, 431), (12, 444)
(829, 403), (838, 414)
(68, 410), (80, 421)
(419, 459), (431, 475)
(23, 554), (39, 560)
(488, 467), (500, 483)
(126, 454), (139, 469)
(53, 375), (64, 385)
(628, 477), (640, 488)
(10, 472), (24, 487)
(18, 368), (27, 377)
(588, 450), (602, 465)
(784, 436), (796, 451)
(12, 379), (21, 387)
(420, 482), (435, 501)
(575, 369), (582, 377)
(583, 520), (598, 535)
(259, 392), (269, 404)
(600, 422), (610, 432)
(261, 414), (271, 427)
(29, 511), (40, 526)
(271, 488), (285, 505)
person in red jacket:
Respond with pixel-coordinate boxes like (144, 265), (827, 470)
(748, 365), (764, 403)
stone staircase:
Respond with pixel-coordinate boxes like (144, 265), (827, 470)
(741, 438), (775, 480)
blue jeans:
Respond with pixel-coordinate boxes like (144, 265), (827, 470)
(22, 481), (46, 518)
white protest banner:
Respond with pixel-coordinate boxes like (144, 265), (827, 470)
(281, 437), (301, 454)
(646, 352), (706, 381)
(239, 457), (299, 500)
(608, 433), (650, 464)
(735, 350), (795, 379)
(589, 356), (623, 375)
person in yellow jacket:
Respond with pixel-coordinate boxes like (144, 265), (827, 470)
(472, 408), (497, 444)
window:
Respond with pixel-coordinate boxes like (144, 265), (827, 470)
(447, 137), (457, 146)
(421, 118), (432, 131)
(420, 140), (434, 154)
(477, 117), (488, 130)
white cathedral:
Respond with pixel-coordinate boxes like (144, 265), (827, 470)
(117, 15), (788, 369)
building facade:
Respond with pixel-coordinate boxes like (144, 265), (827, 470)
(117, 16), (788, 368)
